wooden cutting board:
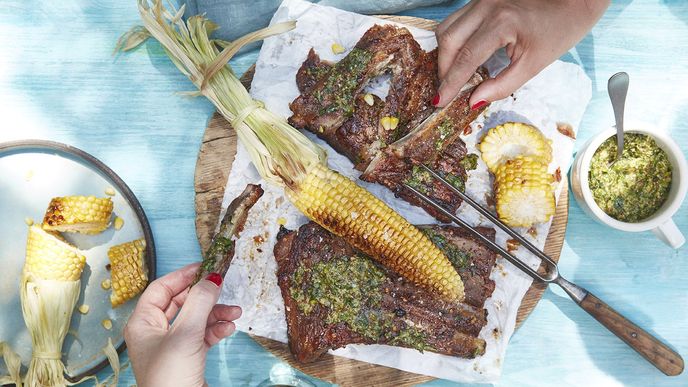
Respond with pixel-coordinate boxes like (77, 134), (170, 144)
(193, 15), (569, 387)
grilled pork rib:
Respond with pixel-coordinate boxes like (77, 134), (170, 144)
(361, 68), (488, 221)
(289, 24), (489, 221)
(275, 222), (497, 363)
(195, 184), (264, 283)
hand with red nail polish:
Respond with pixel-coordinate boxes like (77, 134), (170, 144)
(124, 263), (241, 387)
(434, 0), (610, 107)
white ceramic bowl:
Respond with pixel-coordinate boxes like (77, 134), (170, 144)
(571, 122), (688, 249)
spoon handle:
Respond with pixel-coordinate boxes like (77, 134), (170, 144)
(608, 72), (630, 159)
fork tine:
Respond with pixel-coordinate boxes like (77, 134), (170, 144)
(419, 163), (558, 268)
(404, 183), (555, 282)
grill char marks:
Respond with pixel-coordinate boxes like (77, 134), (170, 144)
(274, 222), (497, 363)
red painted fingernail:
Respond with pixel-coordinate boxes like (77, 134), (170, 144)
(471, 99), (488, 111)
(431, 93), (440, 106)
(206, 273), (223, 287)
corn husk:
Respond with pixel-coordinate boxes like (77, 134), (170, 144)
(0, 341), (22, 386)
(21, 278), (81, 387)
(19, 226), (85, 386)
(121, 0), (324, 187)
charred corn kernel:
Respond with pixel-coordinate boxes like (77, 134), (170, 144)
(101, 278), (112, 290)
(363, 93), (375, 106)
(104, 187), (116, 196)
(286, 163), (464, 301)
(24, 225), (86, 281)
(78, 304), (90, 314)
(331, 42), (345, 54)
(114, 217), (124, 230)
(494, 156), (555, 227)
(25, 217), (34, 226)
(102, 319), (112, 330)
(108, 239), (148, 308)
(380, 116), (399, 131)
(277, 217), (287, 225)
(479, 122), (552, 172)
(42, 195), (113, 234)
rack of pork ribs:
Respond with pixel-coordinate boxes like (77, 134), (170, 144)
(274, 222), (497, 362)
(288, 24), (490, 222)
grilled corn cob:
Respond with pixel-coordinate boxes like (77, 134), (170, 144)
(21, 225), (86, 387)
(126, 1), (465, 301)
(24, 225), (86, 281)
(287, 163), (465, 300)
(108, 238), (148, 308)
(494, 156), (555, 227)
(42, 195), (113, 234)
(479, 122), (552, 172)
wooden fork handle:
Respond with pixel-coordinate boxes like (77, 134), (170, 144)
(579, 292), (684, 376)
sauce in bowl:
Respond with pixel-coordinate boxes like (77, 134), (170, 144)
(588, 133), (672, 222)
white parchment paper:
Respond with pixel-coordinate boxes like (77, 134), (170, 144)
(217, 0), (592, 382)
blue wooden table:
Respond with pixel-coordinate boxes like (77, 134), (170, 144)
(1, 1), (687, 386)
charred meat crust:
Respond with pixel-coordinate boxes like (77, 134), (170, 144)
(275, 222), (497, 363)
(195, 184), (264, 283)
(360, 68), (489, 222)
(289, 25), (439, 169)
(289, 25), (490, 221)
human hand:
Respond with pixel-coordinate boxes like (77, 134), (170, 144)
(434, 0), (610, 108)
(124, 263), (242, 387)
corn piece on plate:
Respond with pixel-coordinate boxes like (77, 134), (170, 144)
(0, 140), (156, 382)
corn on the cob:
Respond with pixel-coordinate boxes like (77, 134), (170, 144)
(24, 225), (86, 281)
(479, 122), (552, 172)
(126, 1), (465, 301)
(494, 156), (555, 227)
(21, 225), (86, 387)
(42, 195), (113, 234)
(108, 239), (148, 308)
(287, 163), (465, 300)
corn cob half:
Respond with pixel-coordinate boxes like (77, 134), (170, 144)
(24, 225), (86, 281)
(108, 238), (148, 308)
(494, 156), (555, 227)
(287, 163), (465, 301)
(479, 122), (552, 172)
(21, 225), (86, 386)
(42, 195), (113, 234)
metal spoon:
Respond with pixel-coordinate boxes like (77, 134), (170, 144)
(608, 72), (630, 164)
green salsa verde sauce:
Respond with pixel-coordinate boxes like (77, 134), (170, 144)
(316, 48), (373, 116)
(289, 255), (430, 351)
(588, 133), (672, 222)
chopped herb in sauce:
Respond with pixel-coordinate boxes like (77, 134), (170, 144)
(588, 133), (672, 222)
(444, 172), (465, 192)
(202, 236), (234, 272)
(318, 48), (373, 116)
(289, 256), (428, 350)
(306, 65), (331, 82)
(422, 228), (471, 269)
(405, 163), (472, 195)
(405, 165), (434, 194)
(459, 154), (479, 171)
(435, 119), (454, 151)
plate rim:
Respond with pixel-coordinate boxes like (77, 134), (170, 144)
(0, 138), (157, 382)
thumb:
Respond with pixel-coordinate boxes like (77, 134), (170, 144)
(173, 273), (223, 334)
(469, 57), (540, 108)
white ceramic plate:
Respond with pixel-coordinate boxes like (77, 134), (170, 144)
(0, 140), (156, 381)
